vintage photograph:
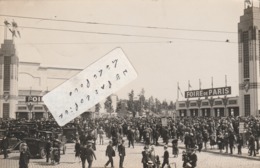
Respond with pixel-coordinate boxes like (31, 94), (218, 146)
(0, 0), (260, 167)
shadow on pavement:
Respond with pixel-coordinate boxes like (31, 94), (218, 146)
(8, 156), (20, 160)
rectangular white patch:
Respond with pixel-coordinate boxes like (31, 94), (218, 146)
(42, 48), (137, 126)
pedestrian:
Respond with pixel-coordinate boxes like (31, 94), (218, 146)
(52, 141), (61, 164)
(98, 127), (104, 145)
(80, 144), (88, 168)
(172, 136), (179, 157)
(161, 145), (169, 168)
(127, 127), (135, 148)
(237, 134), (243, 155)
(155, 155), (161, 168)
(19, 145), (31, 168)
(45, 138), (52, 163)
(141, 146), (150, 168)
(228, 131), (235, 154)
(1, 135), (9, 159)
(85, 142), (96, 168)
(248, 132), (256, 156)
(189, 148), (198, 168)
(75, 139), (81, 161)
(118, 140), (126, 168)
(104, 140), (115, 168)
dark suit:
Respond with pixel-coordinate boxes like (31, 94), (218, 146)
(118, 144), (126, 168)
(80, 145), (96, 168)
(162, 150), (169, 168)
(19, 151), (31, 168)
(1, 137), (9, 159)
(105, 145), (114, 167)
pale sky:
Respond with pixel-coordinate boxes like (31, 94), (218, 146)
(0, 0), (249, 102)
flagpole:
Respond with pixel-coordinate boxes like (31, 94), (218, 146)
(188, 80), (190, 91)
(225, 75), (227, 87)
(4, 24), (7, 40)
(211, 77), (213, 89)
(199, 79), (201, 90)
(177, 82), (179, 100)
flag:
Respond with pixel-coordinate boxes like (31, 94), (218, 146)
(12, 20), (21, 38)
(188, 81), (192, 90)
(245, 0), (251, 4)
(178, 86), (184, 97)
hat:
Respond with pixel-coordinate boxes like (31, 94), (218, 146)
(147, 161), (154, 165)
(88, 140), (94, 144)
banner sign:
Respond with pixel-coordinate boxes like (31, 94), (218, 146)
(239, 122), (245, 133)
(25, 96), (43, 102)
(185, 86), (231, 98)
(161, 117), (167, 127)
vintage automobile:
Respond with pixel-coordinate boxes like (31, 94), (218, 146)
(62, 123), (78, 143)
(24, 131), (66, 159)
(0, 129), (24, 154)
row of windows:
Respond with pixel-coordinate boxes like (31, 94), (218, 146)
(3, 57), (11, 91)
(17, 106), (43, 110)
(178, 100), (237, 107)
(243, 31), (250, 78)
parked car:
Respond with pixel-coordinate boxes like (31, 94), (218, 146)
(24, 131), (66, 159)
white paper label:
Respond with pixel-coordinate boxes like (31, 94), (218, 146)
(42, 48), (137, 126)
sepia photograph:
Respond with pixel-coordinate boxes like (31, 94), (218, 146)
(0, 0), (260, 167)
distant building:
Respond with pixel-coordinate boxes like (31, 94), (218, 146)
(0, 39), (117, 120)
(238, 6), (260, 116)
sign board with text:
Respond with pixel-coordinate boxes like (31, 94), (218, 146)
(25, 96), (43, 102)
(185, 86), (231, 98)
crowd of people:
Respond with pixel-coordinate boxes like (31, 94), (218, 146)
(0, 114), (260, 168)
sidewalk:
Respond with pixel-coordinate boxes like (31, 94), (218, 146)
(168, 140), (260, 161)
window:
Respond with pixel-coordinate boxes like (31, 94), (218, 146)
(244, 95), (250, 116)
(3, 103), (9, 119)
(3, 57), (11, 91)
(215, 101), (222, 105)
(179, 103), (185, 107)
(190, 103), (197, 107)
(229, 100), (237, 105)
(18, 106), (27, 110)
(243, 31), (249, 78)
(34, 107), (43, 110)
(202, 102), (209, 106)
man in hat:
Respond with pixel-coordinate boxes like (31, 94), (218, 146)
(161, 145), (169, 168)
(45, 138), (52, 163)
(105, 140), (114, 168)
(189, 148), (197, 168)
(1, 135), (9, 159)
(84, 141), (96, 168)
(19, 145), (31, 168)
(141, 146), (150, 168)
(118, 140), (126, 168)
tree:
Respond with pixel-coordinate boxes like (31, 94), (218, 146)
(155, 98), (162, 113)
(139, 88), (145, 111)
(168, 101), (175, 111)
(95, 103), (101, 113)
(105, 96), (114, 114)
(128, 90), (135, 117)
(162, 100), (169, 111)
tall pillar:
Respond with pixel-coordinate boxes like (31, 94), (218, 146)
(0, 40), (19, 119)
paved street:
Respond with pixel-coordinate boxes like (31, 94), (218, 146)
(1, 137), (260, 168)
